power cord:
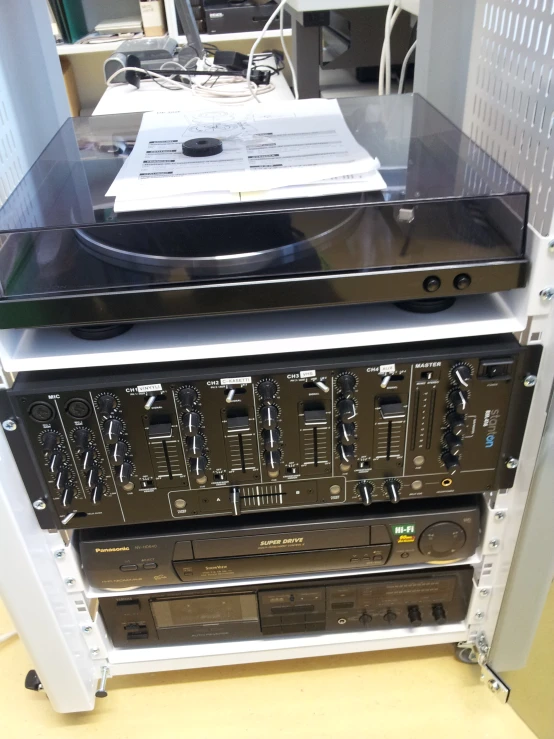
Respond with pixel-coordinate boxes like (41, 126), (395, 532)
(398, 39), (417, 94)
(379, 0), (401, 95)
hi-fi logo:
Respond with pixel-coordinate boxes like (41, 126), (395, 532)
(483, 409), (500, 448)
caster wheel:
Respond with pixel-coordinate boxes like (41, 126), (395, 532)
(455, 646), (478, 664)
(24, 670), (43, 691)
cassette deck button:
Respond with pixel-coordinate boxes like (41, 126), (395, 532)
(120, 564), (138, 572)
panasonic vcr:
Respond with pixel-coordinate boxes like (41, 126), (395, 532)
(1, 335), (540, 530)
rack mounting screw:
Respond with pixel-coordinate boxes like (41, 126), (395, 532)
(505, 457), (519, 469)
(90, 648), (100, 657)
(82, 626), (93, 634)
(65, 578), (76, 587)
(32, 499), (47, 510)
(95, 665), (110, 698)
(479, 588), (490, 597)
(488, 680), (501, 693)
(54, 550), (65, 559)
(2, 419), (17, 432)
(474, 611), (485, 621)
(494, 511), (506, 522)
(489, 538), (500, 549)
(540, 287), (554, 302)
(523, 374), (537, 387)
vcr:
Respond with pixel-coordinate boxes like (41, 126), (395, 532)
(80, 498), (480, 590)
(100, 567), (473, 648)
(1, 335), (540, 530)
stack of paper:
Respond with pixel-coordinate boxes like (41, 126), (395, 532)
(107, 99), (387, 213)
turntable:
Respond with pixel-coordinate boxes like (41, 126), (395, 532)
(0, 95), (527, 334)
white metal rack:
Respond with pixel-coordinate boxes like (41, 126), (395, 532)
(0, 0), (554, 714)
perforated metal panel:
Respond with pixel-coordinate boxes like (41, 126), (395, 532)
(464, 0), (554, 236)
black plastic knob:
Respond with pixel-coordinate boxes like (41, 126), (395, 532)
(91, 481), (104, 505)
(190, 456), (208, 478)
(41, 431), (60, 452)
(97, 395), (116, 416)
(103, 418), (122, 442)
(338, 444), (355, 465)
(262, 428), (281, 451)
(178, 387), (198, 409)
(359, 612), (372, 627)
(87, 467), (99, 488)
(182, 412), (201, 436)
(49, 451), (63, 474)
(81, 448), (95, 472)
(432, 603), (446, 624)
(260, 405), (278, 430)
(447, 412), (466, 435)
(73, 428), (89, 450)
(264, 450), (281, 470)
(444, 432), (463, 455)
(112, 441), (127, 463)
(56, 468), (69, 490)
(258, 380), (278, 402)
(61, 486), (74, 508)
(452, 364), (472, 387)
(384, 610), (397, 623)
(337, 374), (356, 397)
(116, 461), (133, 485)
(186, 434), (204, 457)
(338, 422), (356, 445)
(448, 389), (469, 414)
(357, 481), (373, 506)
(407, 606), (422, 626)
(384, 479), (400, 503)
(337, 398), (357, 423)
(441, 452), (461, 473)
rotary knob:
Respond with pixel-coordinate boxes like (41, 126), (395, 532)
(407, 606), (422, 626)
(103, 418), (122, 442)
(448, 389), (469, 413)
(444, 432), (463, 455)
(338, 422), (356, 445)
(262, 428), (281, 451)
(359, 612), (372, 627)
(419, 521), (466, 559)
(258, 380), (278, 403)
(49, 451), (63, 474)
(91, 481), (104, 505)
(441, 452), (461, 473)
(81, 448), (95, 472)
(337, 374), (356, 397)
(97, 395), (116, 416)
(447, 412), (466, 435)
(260, 405), (278, 430)
(432, 604), (446, 624)
(41, 431), (60, 452)
(337, 398), (357, 423)
(112, 441), (127, 463)
(190, 455), (208, 480)
(384, 610), (397, 624)
(264, 450), (281, 470)
(55, 468), (69, 490)
(356, 481), (373, 506)
(338, 444), (355, 465)
(61, 485), (74, 508)
(384, 479), (400, 503)
(87, 467), (99, 488)
(182, 411), (201, 436)
(178, 387), (198, 409)
(73, 428), (89, 450)
(186, 434), (204, 457)
(116, 461), (133, 485)
(452, 364), (472, 388)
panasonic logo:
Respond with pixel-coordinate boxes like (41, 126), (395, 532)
(95, 547), (130, 553)
(260, 538), (304, 546)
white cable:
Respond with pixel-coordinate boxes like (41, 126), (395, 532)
(106, 66), (189, 90)
(246, 0), (289, 103)
(379, 1), (400, 95)
(280, 6), (298, 99)
(0, 631), (17, 644)
(398, 39), (417, 94)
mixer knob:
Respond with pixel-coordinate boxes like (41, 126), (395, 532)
(356, 481), (373, 506)
(384, 610), (397, 624)
(116, 462), (133, 485)
(407, 605), (422, 626)
(260, 405), (278, 430)
(446, 412), (466, 435)
(337, 374), (356, 397)
(112, 441), (127, 463)
(178, 387), (198, 409)
(186, 434), (204, 457)
(264, 450), (281, 476)
(97, 395), (116, 416)
(190, 456), (208, 483)
(41, 431), (60, 452)
(55, 468), (69, 490)
(384, 479), (400, 503)
(337, 398), (357, 423)
(49, 451), (63, 474)
(258, 380), (278, 403)
(338, 444), (355, 465)
(452, 364), (472, 388)
(441, 452), (461, 473)
(448, 389), (469, 413)
(262, 428), (281, 451)
(359, 612), (372, 627)
(432, 603), (446, 624)
(81, 448), (95, 472)
(73, 428), (89, 450)
(182, 411), (201, 435)
(103, 418), (122, 442)
(91, 481), (104, 505)
(87, 467), (99, 488)
(61, 485), (74, 508)
(338, 422), (356, 445)
(444, 432), (463, 455)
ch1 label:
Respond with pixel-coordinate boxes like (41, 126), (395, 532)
(220, 377), (252, 386)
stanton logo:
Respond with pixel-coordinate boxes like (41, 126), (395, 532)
(483, 409), (501, 448)
(95, 547), (130, 553)
(260, 538), (304, 546)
